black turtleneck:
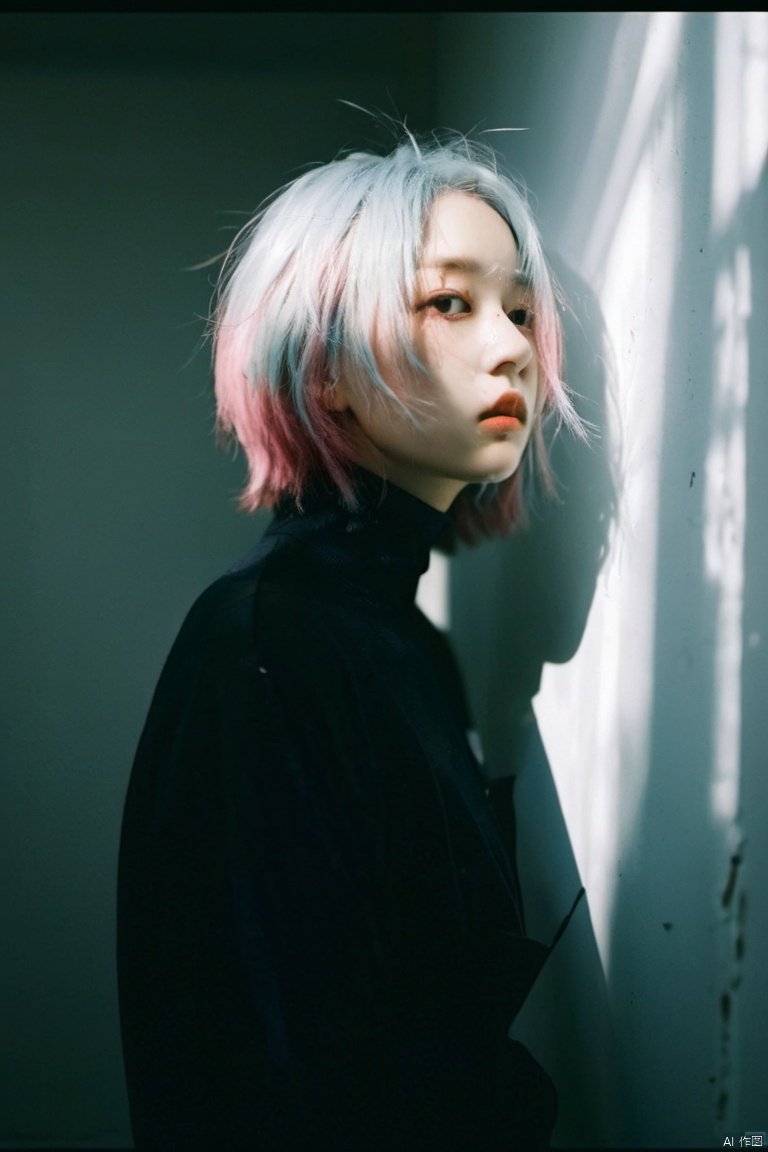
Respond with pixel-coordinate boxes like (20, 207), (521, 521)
(117, 470), (560, 1151)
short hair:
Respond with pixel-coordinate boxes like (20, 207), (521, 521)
(212, 131), (585, 541)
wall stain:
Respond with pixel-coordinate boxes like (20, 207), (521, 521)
(721, 853), (741, 909)
(715, 1088), (728, 1126)
(714, 839), (746, 1133)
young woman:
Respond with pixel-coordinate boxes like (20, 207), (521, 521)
(117, 133), (585, 1151)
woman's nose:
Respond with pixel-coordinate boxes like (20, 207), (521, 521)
(483, 311), (535, 374)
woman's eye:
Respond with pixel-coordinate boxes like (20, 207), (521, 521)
(508, 306), (535, 328)
(430, 294), (471, 316)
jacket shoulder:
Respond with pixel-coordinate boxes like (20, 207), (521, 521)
(137, 536), (356, 768)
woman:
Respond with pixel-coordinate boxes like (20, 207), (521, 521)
(117, 133), (585, 1150)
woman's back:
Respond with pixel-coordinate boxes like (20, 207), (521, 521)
(117, 472), (558, 1149)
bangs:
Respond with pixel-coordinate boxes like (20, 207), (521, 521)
(212, 131), (586, 535)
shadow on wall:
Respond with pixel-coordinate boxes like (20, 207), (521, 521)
(450, 263), (622, 1146)
(451, 258), (617, 744)
(737, 147), (768, 1142)
(603, 19), (720, 1143)
(607, 43), (768, 1146)
(442, 11), (766, 1146)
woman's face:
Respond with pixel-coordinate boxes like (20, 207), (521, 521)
(334, 191), (539, 511)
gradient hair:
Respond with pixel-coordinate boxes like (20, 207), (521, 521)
(213, 132), (584, 541)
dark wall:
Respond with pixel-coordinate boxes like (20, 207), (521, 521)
(0, 16), (437, 1145)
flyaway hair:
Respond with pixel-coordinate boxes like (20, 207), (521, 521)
(212, 131), (586, 541)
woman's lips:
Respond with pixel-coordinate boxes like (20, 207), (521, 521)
(479, 414), (524, 432)
(478, 391), (528, 432)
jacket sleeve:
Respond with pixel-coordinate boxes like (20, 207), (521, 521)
(117, 584), (401, 1151)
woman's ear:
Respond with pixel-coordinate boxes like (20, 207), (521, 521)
(324, 377), (353, 414)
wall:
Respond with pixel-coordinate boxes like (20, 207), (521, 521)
(0, 16), (436, 1147)
(3, 12), (766, 1149)
(439, 12), (768, 1148)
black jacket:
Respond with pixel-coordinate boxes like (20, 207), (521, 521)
(117, 470), (567, 1150)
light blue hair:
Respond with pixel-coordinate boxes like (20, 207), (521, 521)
(213, 131), (584, 537)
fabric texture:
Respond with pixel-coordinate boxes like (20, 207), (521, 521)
(117, 469), (572, 1150)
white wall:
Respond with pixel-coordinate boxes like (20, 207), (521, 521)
(439, 12), (768, 1148)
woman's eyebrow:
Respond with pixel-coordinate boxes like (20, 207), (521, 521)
(423, 257), (484, 273)
(422, 257), (529, 287)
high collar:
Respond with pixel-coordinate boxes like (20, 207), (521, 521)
(266, 468), (450, 611)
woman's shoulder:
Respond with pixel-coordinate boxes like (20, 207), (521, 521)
(157, 535), (346, 700)
(132, 537), (354, 783)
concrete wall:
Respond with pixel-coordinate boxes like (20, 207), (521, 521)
(439, 12), (768, 1148)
